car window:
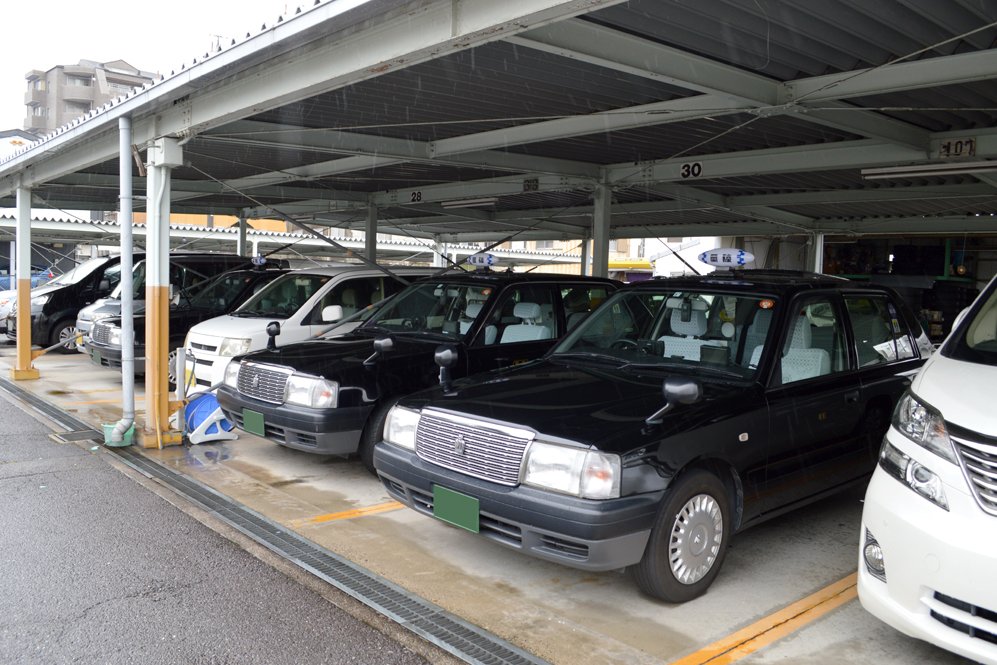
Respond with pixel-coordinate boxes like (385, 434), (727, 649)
(944, 279), (997, 366)
(775, 296), (847, 386)
(98, 263), (124, 295)
(365, 281), (493, 338)
(236, 273), (331, 318)
(844, 295), (915, 366)
(561, 285), (613, 332)
(488, 284), (558, 345)
(304, 276), (378, 324)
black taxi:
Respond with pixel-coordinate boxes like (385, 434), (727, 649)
(216, 270), (619, 469)
(373, 270), (934, 602)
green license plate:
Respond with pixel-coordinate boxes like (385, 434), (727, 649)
(433, 485), (479, 533)
(242, 408), (265, 436)
(89, 348), (101, 365)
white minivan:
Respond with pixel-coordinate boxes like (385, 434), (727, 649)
(859, 273), (997, 665)
(182, 265), (433, 390)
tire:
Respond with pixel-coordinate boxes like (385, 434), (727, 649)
(167, 347), (179, 390)
(51, 320), (78, 354)
(630, 469), (731, 603)
(358, 397), (399, 476)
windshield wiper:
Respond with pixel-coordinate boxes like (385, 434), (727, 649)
(550, 351), (624, 364)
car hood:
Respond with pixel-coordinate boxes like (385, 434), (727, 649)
(912, 353), (997, 436)
(402, 359), (748, 455)
(235, 332), (445, 377)
(188, 314), (287, 341)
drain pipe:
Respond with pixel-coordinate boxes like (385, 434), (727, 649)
(109, 116), (135, 443)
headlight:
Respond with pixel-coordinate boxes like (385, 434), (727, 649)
(30, 294), (50, 306)
(218, 337), (251, 357)
(524, 441), (621, 499)
(383, 406), (421, 450)
(91, 311), (114, 322)
(0, 297), (11, 307)
(284, 374), (338, 408)
(893, 392), (956, 464)
(879, 440), (949, 511)
(223, 361), (240, 388)
(107, 327), (122, 347)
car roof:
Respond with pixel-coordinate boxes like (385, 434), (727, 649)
(282, 264), (437, 277)
(411, 269), (620, 286)
(621, 269), (862, 296)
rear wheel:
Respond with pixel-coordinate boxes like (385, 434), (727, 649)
(358, 398), (399, 475)
(630, 469), (731, 603)
(51, 319), (78, 354)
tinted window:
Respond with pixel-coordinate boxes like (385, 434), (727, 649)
(237, 273), (331, 317)
(365, 281), (493, 338)
(945, 280), (997, 366)
(775, 297), (846, 385)
(844, 294), (915, 366)
(488, 284), (558, 344)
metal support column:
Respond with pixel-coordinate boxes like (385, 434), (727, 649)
(141, 137), (184, 448)
(580, 234), (591, 276)
(591, 181), (611, 278)
(810, 233), (825, 274)
(11, 184), (38, 380)
(366, 204), (378, 263)
(432, 236), (446, 268)
(108, 117), (136, 443)
(237, 217), (249, 257)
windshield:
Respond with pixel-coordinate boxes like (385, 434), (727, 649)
(109, 260), (147, 299)
(362, 281), (494, 337)
(55, 256), (110, 285)
(188, 270), (280, 310)
(234, 272), (330, 318)
(553, 288), (777, 381)
(944, 277), (997, 366)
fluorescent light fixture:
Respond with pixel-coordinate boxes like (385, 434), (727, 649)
(861, 160), (997, 180)
(440, 197), (498, 209)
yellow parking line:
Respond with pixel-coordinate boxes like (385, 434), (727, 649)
(670, 573), (858, 665)
(289, 501), (404, 528)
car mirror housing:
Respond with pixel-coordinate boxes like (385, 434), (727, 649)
(266, 320), (281, 351)
(644, 377), (702, 426)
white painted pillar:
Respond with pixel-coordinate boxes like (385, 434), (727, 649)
(591, 182), (611, 278)
(580, 235), (590, 276)
(8, 241), (14, 278)
(142, 137), (184, 447)
(432, 236), (446, 268)
(810, 233), (825, 274)
(11, 184), (38, 380)
(111, 116), (136, 443)
(366, 204), (378, 263)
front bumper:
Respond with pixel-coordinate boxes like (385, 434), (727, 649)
(858, 430), (997, 665)
(374, 441), (658, 572)
(216, 385), (369, 455)
(87, 340), (147, 375)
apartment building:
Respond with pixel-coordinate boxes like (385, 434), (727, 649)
(24, 60), (155, 134)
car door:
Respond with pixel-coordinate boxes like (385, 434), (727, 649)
(751, 292), (864, 515)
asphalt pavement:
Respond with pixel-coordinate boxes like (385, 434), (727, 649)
(0, 390), (441, 665)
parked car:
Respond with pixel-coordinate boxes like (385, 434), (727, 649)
(216, 270), (619, 469)
(374, 270), (933, 602)
(0, 268), (65, 335)
(0, 265), (56, 290)
(185, 265), (437, 391)
(74, 253), (265, 352)
(86, 265), (291, 386)
(5, 254), (142, 352)
(859, 273), (997, 665)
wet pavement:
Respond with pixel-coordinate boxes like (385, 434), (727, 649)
(0, 344), (974, 664)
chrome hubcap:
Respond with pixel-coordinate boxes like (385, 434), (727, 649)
(58, 327), (76, 348)
(669, 493), (723, 585)
(167, 350), (178, 384)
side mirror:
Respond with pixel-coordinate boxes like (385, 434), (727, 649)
(364, 335), (393, 366)
(645, 377), (702, 426)
(266, 321), (281, 351)
(321, 305), (344, 322)
(99, 279), (111, 293)
(434, 344), (459, 394)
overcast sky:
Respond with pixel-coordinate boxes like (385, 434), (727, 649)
(3, 0), (292, 131)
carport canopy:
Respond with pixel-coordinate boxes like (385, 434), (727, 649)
(1, 0), (996, 443)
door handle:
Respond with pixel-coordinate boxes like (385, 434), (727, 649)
(845, 390), (859, 403)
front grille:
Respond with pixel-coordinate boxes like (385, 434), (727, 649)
(91, 322), (113, 345)
(415, 409), (532, 486)
(929, 592), (997, 645)
(236, 362), (292, 404)
(952, 427), (997, 516)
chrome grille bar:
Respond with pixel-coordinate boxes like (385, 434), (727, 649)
(416, 409), (533, 486)
(237, 362), (292, 404)
(954, 433), (997, 517)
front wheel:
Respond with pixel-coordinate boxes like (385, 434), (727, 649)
(51, 320), (79, 354)
(358, 397), (400, 475)
(630, 469), (731, 603)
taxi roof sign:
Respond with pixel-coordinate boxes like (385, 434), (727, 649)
(698, 248), (754, 268)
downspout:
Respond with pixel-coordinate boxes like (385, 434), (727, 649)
(110, 117), (134, 443)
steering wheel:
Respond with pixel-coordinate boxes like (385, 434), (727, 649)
(610, 338), (639, 351)
(402, 316), (424, 330)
